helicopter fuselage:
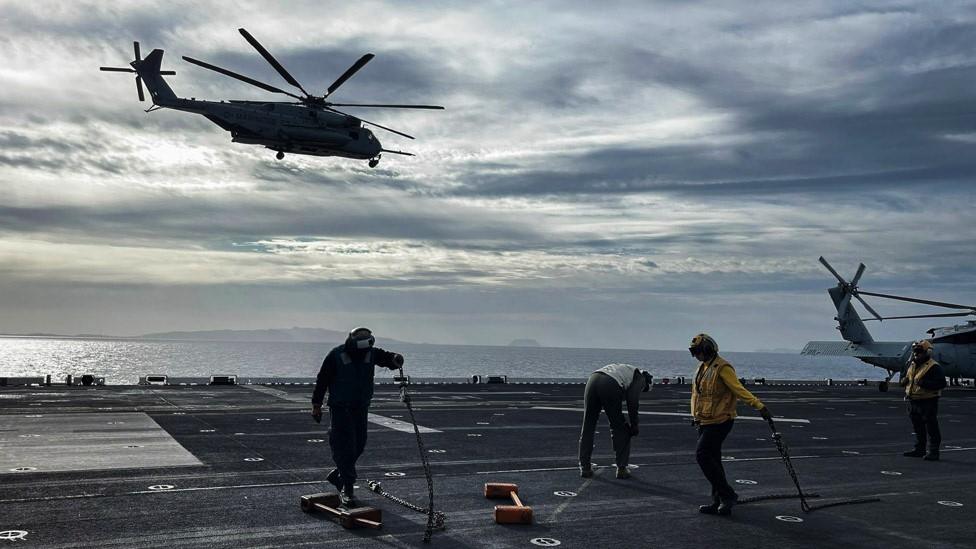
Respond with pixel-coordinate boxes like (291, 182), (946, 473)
(158, 97), (383, 159)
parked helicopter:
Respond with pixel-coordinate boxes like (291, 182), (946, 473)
(100, 29), (443, 167)
(802, 257), (976, 390)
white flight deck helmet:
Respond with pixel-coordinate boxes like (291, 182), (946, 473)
(348, 327), (375, 349)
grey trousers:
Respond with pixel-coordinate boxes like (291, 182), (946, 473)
(578, 372), (632, 469)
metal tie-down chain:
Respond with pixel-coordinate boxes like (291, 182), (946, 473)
(760, 417), (880, 512)
(366, 367), (445, 542)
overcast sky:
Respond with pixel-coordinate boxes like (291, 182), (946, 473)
(0, 1), (973, 350)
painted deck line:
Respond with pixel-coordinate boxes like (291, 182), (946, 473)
(368, 413), (441, 433)
(531, 406), (812, 424)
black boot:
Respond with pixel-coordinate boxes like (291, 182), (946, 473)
(326, 468), (342, 491)
(717, 494), (738, 516)
(339, 485), (357, 507)
(903, 447), (925, 458)
(699, 493), (720, 515)
(923, 449), (940, 461)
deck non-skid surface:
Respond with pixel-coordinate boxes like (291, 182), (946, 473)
(0, 383), (973, 548)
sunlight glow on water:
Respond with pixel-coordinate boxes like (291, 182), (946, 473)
(0, 336), (872, 385)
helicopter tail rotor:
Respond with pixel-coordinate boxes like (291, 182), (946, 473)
(100, 41), (175, 102)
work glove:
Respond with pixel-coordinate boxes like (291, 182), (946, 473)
(392, 353), (405, 368)
(760, 406), (772, 421)
(312, 405), (322, 424)
(629, 424), (639, 437)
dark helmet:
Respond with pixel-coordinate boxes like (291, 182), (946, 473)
(347, 327), (375, 350)
(689, 333), (718, 358)
(912, 339), (932, 359)
(640, 370), (654, 392)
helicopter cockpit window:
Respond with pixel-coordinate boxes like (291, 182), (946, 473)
(367, 133), (374, 142)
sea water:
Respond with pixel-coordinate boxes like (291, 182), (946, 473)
(0, 336), (876, 385)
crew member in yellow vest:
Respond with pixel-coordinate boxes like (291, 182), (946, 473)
(899, 340), (946, 461)
(689, 333), (771, 516)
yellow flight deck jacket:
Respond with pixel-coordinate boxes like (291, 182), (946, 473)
(691, 356), (764, 425)
(901, 358), (943, 400)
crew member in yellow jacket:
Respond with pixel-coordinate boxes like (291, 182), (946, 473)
(899, 340), (946, 461)
(689, 333), (771, 516)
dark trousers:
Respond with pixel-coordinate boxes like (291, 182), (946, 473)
(329, 404), (369, 489)
(696, 419), (735, 502)
(578, 372), (632, 469)
(908, 397), (941, 451)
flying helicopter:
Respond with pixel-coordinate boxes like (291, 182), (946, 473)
(100, 29), (443, 167)
(802, 257), (976, 391)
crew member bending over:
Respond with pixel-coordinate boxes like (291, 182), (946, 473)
(689, 333), (770, 516)
(312, 327), (404, 506)
(578, 363), (653, 479)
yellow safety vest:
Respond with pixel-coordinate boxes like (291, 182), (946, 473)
(691, 356), (737, 425)
(904, 359), (942, 400)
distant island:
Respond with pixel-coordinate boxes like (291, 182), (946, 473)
(508, 338), (541, 347)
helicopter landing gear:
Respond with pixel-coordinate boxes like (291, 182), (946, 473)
(276, 150), (285, 160)
(368, 154), (381, 168)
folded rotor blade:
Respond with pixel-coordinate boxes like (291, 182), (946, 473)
(328, 102), (444, 110)
(182, 56), (303, 100)
(326, 106), (414, 140)
(326, 54), (374, 97)
(864, 312), (973, 321)
(136, 76), (145, 101)
(380, 148), (415, 156)
(854, 294), (883, 321)
(159, 71), (176, 75)
(819, 257), (847, 286)
(100, 67), (135, 72)
(850, 263), (866, 287)
(134, 41), (141, 61)
(856, 290), (975, 311)
(238, 28), (309, 96)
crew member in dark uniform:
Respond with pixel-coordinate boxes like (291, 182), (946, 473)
(689, 333), (770, 516)
(900, 339), (946, 461)
(578, 363), (653, 479)
(312, 327), (404, 506)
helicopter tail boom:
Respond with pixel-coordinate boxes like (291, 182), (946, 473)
(135, 49), (178, 104)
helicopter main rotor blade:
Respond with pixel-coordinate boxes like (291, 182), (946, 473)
(819, 257), (848, 286)
(380, 148), (415, 156)
(134, 41), (141, 62)
(326, 54), (374, 97)
(856, 290), (976, 311)
(182, 56), (303, 100)
(238, 28), (310, 96)
(854, 294), (883, 322)
(850, 263), (866, 287)
(325, 106), (414, 139)
(100, 67), (136, 72)
(864, 312), (974, 321)
(136, 75), (145, 102)
(328, 102), (445, 110)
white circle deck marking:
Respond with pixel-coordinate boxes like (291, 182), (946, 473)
(172, 412), (185, 415)
(554, 491), (577, 497)
(244, 457), (264, 462)
(466, 433), (482, 437)
(735, 479), (758, 485)
(17, 434), (39, 438)
(494, 413), (505, 416)
(11, 467), (37, 472)
(428, 449), (446, 453)
(881, 471), (902, 476)
(812, 437), (828, 440)
(755, 438), (767, 441)
(875, 422), (887, 425)
(776, 515), (803, 523)
(0, 531), (28, 541)
(477, 422), (490, 425)
(937, 501), (963, 507)
(257, 418), (270, 421)
(385, 472), (406, 477)
(842, 450), (860, 455)
(148, 485), (175, 490)
(24, 415), (42, 418)
(308, 439), (325, 443)
(530, 538), (561, 547)
(199, 429), (215, 433)
(234, 432), (245, 435)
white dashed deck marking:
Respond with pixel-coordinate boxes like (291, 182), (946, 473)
(531, 407), (811, 424)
